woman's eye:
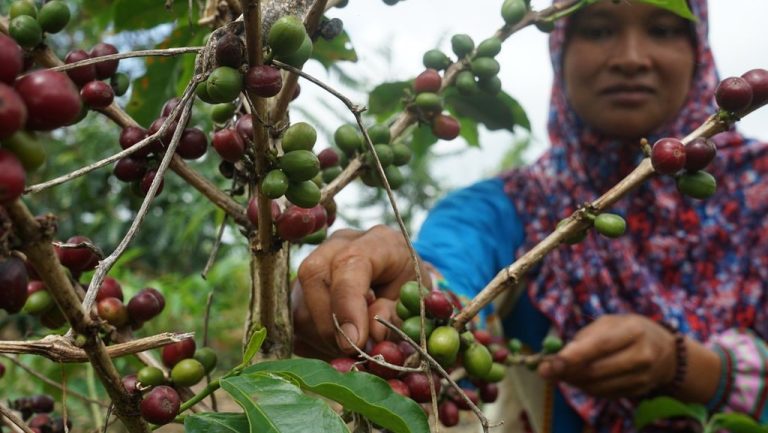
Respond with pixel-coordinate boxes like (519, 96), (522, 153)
(649, 24), (688, 39)
(577, 26), (614, 40)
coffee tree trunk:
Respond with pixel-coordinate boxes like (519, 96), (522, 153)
(245, 247), (293, 359)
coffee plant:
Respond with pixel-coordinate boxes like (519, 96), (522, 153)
(0, 0), (766, 432)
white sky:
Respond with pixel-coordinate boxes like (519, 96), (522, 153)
(290, 0), (768, 236)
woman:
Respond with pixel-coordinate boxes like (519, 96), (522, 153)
(292, 0), (768, 431)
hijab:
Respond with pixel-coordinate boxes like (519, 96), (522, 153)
(500, 0), (768, 429)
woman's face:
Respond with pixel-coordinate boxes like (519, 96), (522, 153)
(562, 1), (696, 140)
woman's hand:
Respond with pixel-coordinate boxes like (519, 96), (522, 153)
(537, 314), (677, 398)
(292, 225), (428, 360)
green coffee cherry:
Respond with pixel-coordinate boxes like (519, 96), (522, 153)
(427, 326), (460, 365)
(676, 170), (716, 199)
(501, 0), (528, 26)
(594, 213), (627, 238)
(279, 150), (320, 182)
(422, 49), (451, 71)
(37, 0), (70, 34)
(268, 15), (307, 57)
(508, 338), (523, 354)
(541, 335), (563, 354)
(334, 124), (363, 155)
(401, 316), (435, 342)
(384, 165), (404, 190)
(396, 300), (413, 320)
(285, 180), (321, 208)
(138, 366), (165, 386)
(483, 362), (507, 383)
(399, 281), (427, 314)
(390, 143), (412, 166)
(282, 122), (317, 152)
(10, 0), (37, 19)
(321, 166), (343, 183)
(300, 228), (327, 245)
(478, 76), (502, 95)
(414, 92), (443, 112)
(260, 169), (290, 198)
(455, 70), (479, 96)
(171, 358), (206, 387)
(475, 37), (502, 58)
(451, 34), (475, 58)
(367, 124), (391, 145)
(9, 15), (42, 48)
(463, 343), (493, 378)
(206, 66), (243, 103)
(211, 102), (237, 123)
(276, 33), (313, 68)
(111, 73), (130, 97)
(194, 347), (218, 374)
(471, 57), (501, 80)
(363, 144), (394, 167)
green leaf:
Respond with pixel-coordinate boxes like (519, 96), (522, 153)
(242, 327), (267, 366)
(245, 359), (429, 433)
(708, 413), (768, 433)
(312, 30), (358, 69)
(635, 0), (696, 21)
(408, 124), (438, 157)
(633, 397), (707, 430)
(443, 88), (529, 133)
(457, 115), (479, 147)
(368, 81), (411, 121)
(113, 0), (192, 31)
(125, 23), (204, 127)
(220, 374), (349, 433)
(185, 412), (250, 433)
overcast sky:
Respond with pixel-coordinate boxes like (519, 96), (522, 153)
(295, 0), (768, 208)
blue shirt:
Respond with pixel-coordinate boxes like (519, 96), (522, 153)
(413, 178), (584, 432)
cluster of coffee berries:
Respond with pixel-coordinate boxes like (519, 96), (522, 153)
(715, 68), (768, 113)
(7, 394), (70, 433)
(330, 123), (411, 190)
(98, 283), (166, 330)
(123, 339), (217, 425)
(651, 136), (718, 200)
(8, 0), (70, 48)
(410, 68), (461, 141)
(64, 41), (127, 111)
(449, 34), (504, 98)
(267, 15), (313, 68)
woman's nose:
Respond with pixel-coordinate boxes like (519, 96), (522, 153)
(607, 32), (652, 75)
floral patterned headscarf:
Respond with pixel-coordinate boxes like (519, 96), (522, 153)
(501, 0), (768, 429)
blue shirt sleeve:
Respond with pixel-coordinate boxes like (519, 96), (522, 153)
(413, 178), (524, 300)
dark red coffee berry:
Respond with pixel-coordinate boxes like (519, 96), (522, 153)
(479, 382), (499, 403)
(452, 388), (479, 410)
(64, 49), (97, 87)
(307, 204), (327, 231)
(317, 147), (340, 169)
(275, 205), (316, 241)
(113, 156), (147, 182)
(403, 372), (440, 403)
(97, 297), (128, 327)
(715, 76), (753, 112)
(246, 197), (281, 227)
(89, 43), (119, 79)
(139, 169), (164, 196)
(80, 80), (114, 108)
(140, 385), (180, 425)
(96, 276), (123, 302)
(245, 65), (283, 97)
(431, 114), (460, 140)
(122, 374), (140, 395)
(148, 116), (178, 151)
(212, 128), (245, 162)
(684, 137), (716, 171)
(491, 345), (510, 363)
(161, 338), (196, 368)
(0, 84), (27, 139)
(472, 329), (492, 346)
(176, 127), (208, 160)
(387, 379), (410, 397)
(215, 32), (245, 68)
(0, 149), (25, 204)
(0, 34), (23, 84)
(15, 70), (82, 130)
(235, 114), (254, 141)
(438, 400), (460, 427)
(119, 126), (150, 157)
(424, 290), (453, 320)
(651, 137), (686, 175)
(160, 97), (181, 118)
(366, 341), (404, 380)
(741, 68), (768, 109)
(143, 287), (165, 311)
(127, 289), (163, 322)
(0, 255), (29, 314)
(30, 395), (55, 413)
(57, 235), (99, 272)
(329, 357), (357, 373)
(413, 69), (442, 93)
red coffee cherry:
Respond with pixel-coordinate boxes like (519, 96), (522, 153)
(148, 116), (178, 151)
(160, 97), (181, 118)
(97, 297), (129, 327)
(176, 127), (208, 160)
(161, 338), (196, 368)
(413, 68), (442, 93)
(57, 235), (99, 272)
(113, 156), (148, 182)
(431, 114), (460, 140)
(317, 147), (340, 169)
(15, 70), (82, 131)
(89, 43), (119, 79)
(329, 357), (357, 373)
(64, 49), (97, 87)
(366, 341), (404, 380)
(0, 149), (26, 204)
(119, 126), (150, 157)
(403, 372), (441, 403)
(235, 114), (254, 141)
(741, 68), (768, 109)
(387, 378), (410, 397)
(0, 84), (27, 139)
(140, 385), (180, 425)
(212, 128), (246, 162)
(245, 65), (283, 97)
(472, 329), (492, 346)
(0, 34), (23, 84)
(715, 76), (753, 112)
(127, 289), (164, 323)
(122, 374), (140, 395)
(215, 32), (245, 68)
(479, 382), (499, 403)
(276, 205), (316, 241)
(139, 168), (164, 196)
(96, 276), (123, 302)
(80, 80), (114, 108)
(424, 291), (453, 320)
(684, 137), (717, 172)
(651, 137), (686, 175)
(0, 255), (29, 314)
(246, 197), (282, 227)
(438, 400), (460, 427)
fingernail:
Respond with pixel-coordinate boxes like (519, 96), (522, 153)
(337, 323), (359, 351)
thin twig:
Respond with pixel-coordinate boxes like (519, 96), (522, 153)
(102, 404), (114, 433)
(332, 315), (421, 374)
(202, 215), (228, 279)
(0, 355), (109, 407)
(0, 403), (35, 433)
(39, 47), (202, 74)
